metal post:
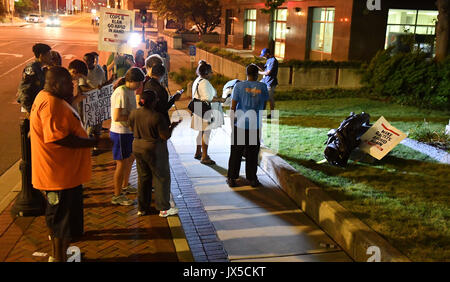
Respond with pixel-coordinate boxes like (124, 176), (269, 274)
(11, 119), (46, 217)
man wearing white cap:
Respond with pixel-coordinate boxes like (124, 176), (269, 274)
(258, 48), (278, 119)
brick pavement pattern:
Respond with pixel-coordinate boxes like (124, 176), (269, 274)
(0, 149), (179, 262)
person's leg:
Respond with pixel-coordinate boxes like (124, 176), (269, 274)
(152, 145), (173, 214)
(113, 159), (125, 197)
(227, 126), (245, 181)
(135, 153), (152, 213)
(195, 131), (202, 158)
(268, 87), (275, 111)
(121, 154), (134, 188)
(245, 129), (261, 185)
(201, 130), (213, 163)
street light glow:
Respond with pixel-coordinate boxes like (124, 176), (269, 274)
(127, 33), (141, 48)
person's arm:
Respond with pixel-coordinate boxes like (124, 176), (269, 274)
(158, 117), (180, 141)
(17, 65), (40, 113)
(113, 108), (129, 122)
(53, 134), (111, 149)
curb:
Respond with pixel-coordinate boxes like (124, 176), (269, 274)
(258, 147), (411, 262)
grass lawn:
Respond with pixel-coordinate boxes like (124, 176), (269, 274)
(262, 98), (450, 262)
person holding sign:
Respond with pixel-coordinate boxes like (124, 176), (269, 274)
(30, 67), (111, 262)
(110, 68), (145, 206)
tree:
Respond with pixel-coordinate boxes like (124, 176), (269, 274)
(14, 0), (35, 16)
(189, 0), (221, 34)
(436, 0), (450, 61)
(151, 0), (221, 34)
(151, 0), (189, 31)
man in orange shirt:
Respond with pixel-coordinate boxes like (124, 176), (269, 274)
(30, 67), (109, 262)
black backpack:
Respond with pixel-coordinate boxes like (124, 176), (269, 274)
(324, 112), (372, 167)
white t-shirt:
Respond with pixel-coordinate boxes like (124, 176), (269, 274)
(87, 65), (106, 88)
(110, 85), (136, 134)
(192, 77), (215, 101)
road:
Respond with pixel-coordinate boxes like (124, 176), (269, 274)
(0, 14), (103, 176)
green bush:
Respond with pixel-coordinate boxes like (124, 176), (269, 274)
(361, 49), (450, 110)
(196, 41), (264, 66)
(169, 67), (231, 93)
(281, 59), (362, 69)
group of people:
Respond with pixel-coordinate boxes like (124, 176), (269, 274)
(16, 42), (278, 262)
(188, 48), (278, 187)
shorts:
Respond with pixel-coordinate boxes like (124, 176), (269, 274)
(267, 86), (276, 101)
(45, 185), (83, 240)
(110, 132), (134, 160)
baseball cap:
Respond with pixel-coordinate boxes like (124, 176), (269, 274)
(260, 48), (269, 57)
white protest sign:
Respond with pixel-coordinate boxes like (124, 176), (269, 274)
(98, 7), (135, 55)
(359, 116), (407, 160)
(83, 84), (114, 127)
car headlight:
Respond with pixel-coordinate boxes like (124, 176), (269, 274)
(25, 17), (29, 21)
(54, 19), (60, 25)
(46, 19), (51, 24)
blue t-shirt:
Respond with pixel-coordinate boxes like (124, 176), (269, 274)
(231, 81), (269, 130)
(260, 57), (279, 88)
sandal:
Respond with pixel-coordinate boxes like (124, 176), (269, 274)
(194, 153), (202, 160)
(201, 158), (216, 165)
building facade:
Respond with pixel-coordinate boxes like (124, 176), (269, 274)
(220, 0), (439, 61)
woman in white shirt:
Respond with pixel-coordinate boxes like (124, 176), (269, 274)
(191, 60), (225, 165)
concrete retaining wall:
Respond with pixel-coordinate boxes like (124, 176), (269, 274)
(196, 48), (363, 89)
(258, 147), (411, 262)
(160, 33), (182, 50)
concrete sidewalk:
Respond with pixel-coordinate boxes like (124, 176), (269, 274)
(165, 46), (351, 262)
(167, 109), (351, 262)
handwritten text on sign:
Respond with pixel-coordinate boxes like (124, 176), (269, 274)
(359, 116), (407, 160)
(98, 7), (134, 54)
(83, 84), (113, 127)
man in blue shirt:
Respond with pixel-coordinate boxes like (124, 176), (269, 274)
(227, 64), (269, 188)
(258, 48), (278, 119)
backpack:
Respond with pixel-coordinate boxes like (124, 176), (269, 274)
(324, 112), (372, 167)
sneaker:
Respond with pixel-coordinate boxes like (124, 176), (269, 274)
(122, 185), (138, 194)
(48, 256), (55, 262)
(159, 207), (179, 218)
(226, 178), (237, 188)
(111, 194), (135, 206)
(137, 210), (147, 216)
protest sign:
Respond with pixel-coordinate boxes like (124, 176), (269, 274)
(98, 7), (135, 54)
(83, 84), (113, 128)
(359, 116), (407, 160)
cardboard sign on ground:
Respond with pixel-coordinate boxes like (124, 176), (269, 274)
(359, 116), (407, 160)
(98, 7), (135, 54)
(83, 84), (114, 127)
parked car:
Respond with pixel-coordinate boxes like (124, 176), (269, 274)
(46, 15), (61, 27)
(25, 14), (43, 23)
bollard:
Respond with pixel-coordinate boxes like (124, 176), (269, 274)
(11, 119), (46, 217)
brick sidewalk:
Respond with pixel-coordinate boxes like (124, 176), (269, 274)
(0, 148), (180, 262)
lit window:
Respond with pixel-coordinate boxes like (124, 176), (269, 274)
(385, 9), (438, 55)
(310, 7), (335, 54)
(272, 8), (288, 59)
(244, 9), (257, 50)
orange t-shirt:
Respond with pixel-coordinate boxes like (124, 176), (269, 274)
(30, 90), (92, 190)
